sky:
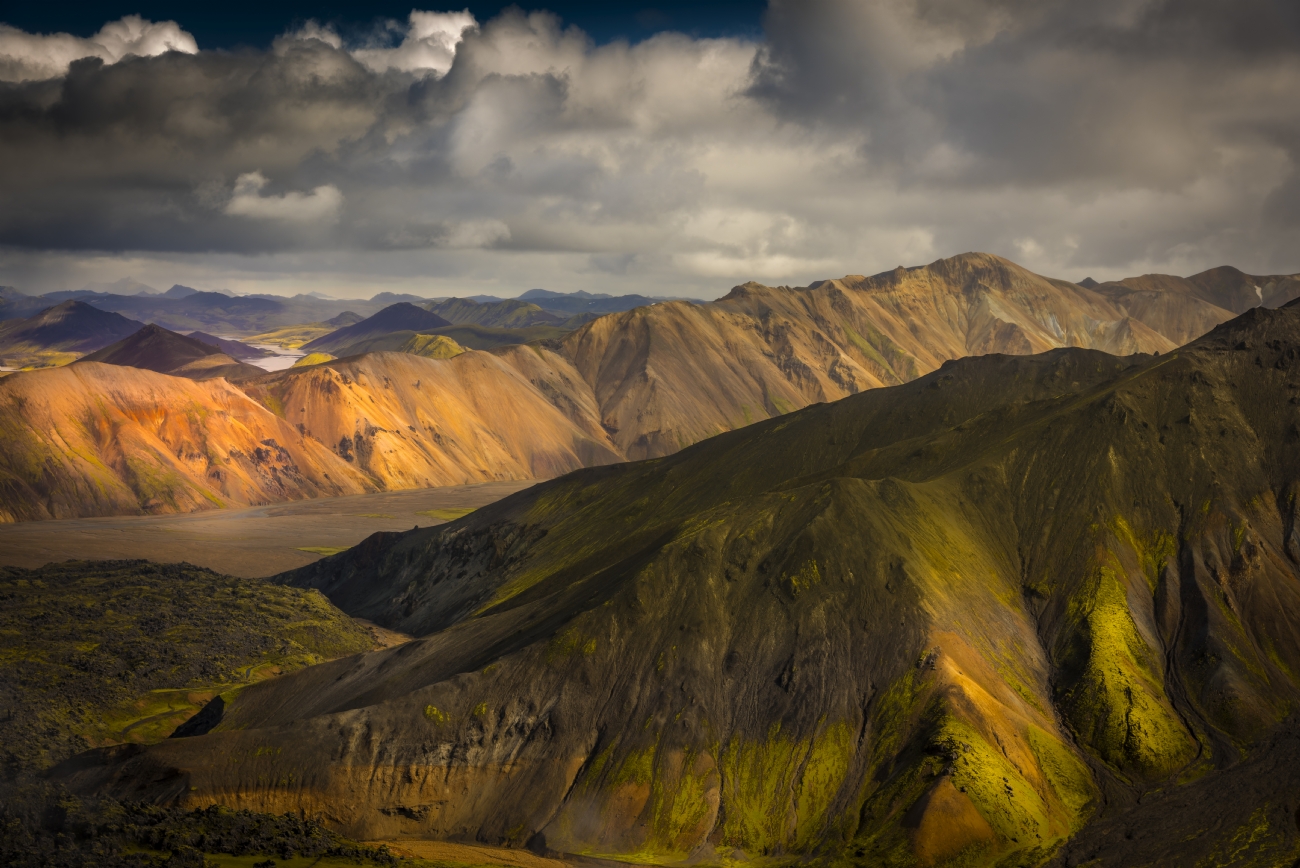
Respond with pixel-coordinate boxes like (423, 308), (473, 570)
(0, 1), (1298, 299)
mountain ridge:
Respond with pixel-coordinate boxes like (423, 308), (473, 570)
(57, 299), (1300, 866)
(4, 252), (1300, 521)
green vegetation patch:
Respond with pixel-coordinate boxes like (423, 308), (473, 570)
(1058, 562), (1197, 779)
(0, 560), (374, 773)
(415, 507), (476, 522)
(295, 546), (351, 556)
(717, 720), (855, 852)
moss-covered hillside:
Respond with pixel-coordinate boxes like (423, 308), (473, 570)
(62, 304), (1300, 867)
(0, 560), (373, 773)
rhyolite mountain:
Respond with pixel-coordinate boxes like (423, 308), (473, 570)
(61, 301), (1300, 866)
(5, 252), (1300, 523)
(81, 323), (265, 381)
(0, 350), (621, 521)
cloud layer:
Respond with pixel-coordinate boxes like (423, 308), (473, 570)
(0, 1), (1297, 297)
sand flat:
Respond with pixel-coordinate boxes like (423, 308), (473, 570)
(0, 481), (532, 578)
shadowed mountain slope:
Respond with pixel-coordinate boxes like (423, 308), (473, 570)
(0, 301), (144, 366)
(186, 330), (273, 360)
(302, 303), (452, 354)
(81, 324), (265, 381)
(425, 297), (565, 328)
(60, 303), (1300, 866)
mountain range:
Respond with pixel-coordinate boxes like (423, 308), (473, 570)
(2, 253), (1299, 522)
(57, 298), (1300, 867)
(0, 285), (692, 336)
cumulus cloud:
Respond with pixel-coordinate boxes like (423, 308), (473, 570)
(351, 10), (477, 74)
(225, 172), (343, 223)
(0, 15), (197, 82)
(0, 2), (1297, 297)
(280, 10), (476, 74)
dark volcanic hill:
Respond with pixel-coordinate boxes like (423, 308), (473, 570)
(81, 324), (264, 381)
(0, 301), (144, 365)
(302, 303), (453, 354)
(61, 302), (1300, 866)
(186, 330), (272, 360)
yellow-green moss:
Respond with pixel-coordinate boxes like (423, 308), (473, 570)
(1061, 563), (1196, 779)
(782, 560), (821, 597)
(423, 705), (447, 726)
(717, 720), (854, 852)
(1024, 724), (1096, 833)
(416, 507), (476, 521)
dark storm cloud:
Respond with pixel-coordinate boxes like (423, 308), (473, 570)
(752, 0), (1300, 186)
(0, 0), (1297, 295)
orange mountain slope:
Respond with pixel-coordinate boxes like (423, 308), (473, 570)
(0, 353), (619, 522)
(3, 252), (1296, 521)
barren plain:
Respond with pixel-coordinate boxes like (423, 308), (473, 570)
(0, 481), (530, 577)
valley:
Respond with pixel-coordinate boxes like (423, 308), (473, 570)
(0, 482), (530, 577)
(4, 255), (1300, 868)
(46, 300), (1300, 867)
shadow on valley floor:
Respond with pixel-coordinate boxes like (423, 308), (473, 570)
(0, 482), (531, 577)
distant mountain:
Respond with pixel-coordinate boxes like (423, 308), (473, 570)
(331, 323), (568, 355)
(301, 303), (452, 354)
(0, 301), (144, 367)
(71, 302), (1300, 867)
(186, 331), (272, 360)
(1090, 266), (1300, 344)
(424, 297), (565, 328)
(81, 324), (264, 381)
(34, 291), (412, 334)
(368, 292), (428, 305)
(0, 286), (51, 322)
(78, 277), (157, 296)
(518, 287), (695, 315)
(245, 311), (365, 350)
(163, 284), (200, 299)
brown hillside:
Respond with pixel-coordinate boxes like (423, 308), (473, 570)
(528, 253), (1182, 459)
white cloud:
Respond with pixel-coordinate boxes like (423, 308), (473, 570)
(350, 10), (477, 75)
(0, 15), (197, 82)
(225, 172), (343, 223)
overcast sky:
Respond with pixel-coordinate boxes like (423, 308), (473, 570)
(1, 0), (1297, 298)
